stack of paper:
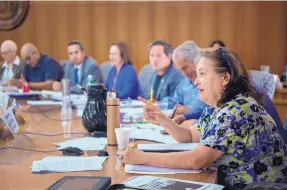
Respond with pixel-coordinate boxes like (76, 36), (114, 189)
(55, 137), (107, 151)
(130, 127), (177, 144)
(31, 156), (107, 173)
(125, 164), (201, 174)
(120, 100), (145, 107)
(137, 143), (199, 152)
(41, 91), (87, 105)
(122, 176), (224, 190)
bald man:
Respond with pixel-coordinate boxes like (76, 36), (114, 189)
(9, 43), (64, 90)
(0, 40), (25, 84)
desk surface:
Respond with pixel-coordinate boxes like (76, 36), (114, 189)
(0, 105), (216, 190)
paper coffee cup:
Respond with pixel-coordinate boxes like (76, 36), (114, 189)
(115, 128), (131, 150)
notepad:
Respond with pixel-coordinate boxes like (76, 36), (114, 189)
(137, 143), (199, 152)
(122, 176), (225, 190)
(55, 137), (107, 151)
(125, 164), (201, 175)
(31, 156), (107, 173)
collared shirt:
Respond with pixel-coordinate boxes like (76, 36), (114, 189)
(1, 56), (20, 83)
(74, 63), (82, 83)
(23, 54), (63, 82)
(162, 77), (207, 119)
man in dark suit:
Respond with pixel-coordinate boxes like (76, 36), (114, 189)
(0, 40), (25, 85)
(148, 40), (183, 101)
(52, 41), (103, 94)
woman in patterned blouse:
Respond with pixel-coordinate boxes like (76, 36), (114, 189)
(119, 47), (287, 189)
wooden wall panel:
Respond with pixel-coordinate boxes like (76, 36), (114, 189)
(0, 1), (286, 75)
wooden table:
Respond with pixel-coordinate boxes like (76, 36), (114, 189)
(0, 105), (216, 190)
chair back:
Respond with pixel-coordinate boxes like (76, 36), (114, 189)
(138, 64), (153, 99)
(100, 61), (113, 82)
(250, 70), (275, 99)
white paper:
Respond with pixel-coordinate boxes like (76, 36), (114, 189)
(7, 91), (42, 96)
(138, 143), (199, 152)
(130, 127), (177, 144)
(125, 164), (201, 175)
(135, 123), (161, 129)
(55, 137), (107, 151)
(120, 100), (145, 107)
(122, 176), (224, 190)
(120, 107), (143, 115)
(31, 156), (107, 173)
(0, 106), (19, 137)
(42, 91), (87, 104)
(27, 100), (62, 106)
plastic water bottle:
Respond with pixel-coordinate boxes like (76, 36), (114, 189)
(61, 95), (72, 138)
(87, 75), (93, 86)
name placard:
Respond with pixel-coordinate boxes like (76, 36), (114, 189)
(0, 99), (19, 137)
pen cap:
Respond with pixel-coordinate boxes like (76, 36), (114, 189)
(107, 97), (120, 146)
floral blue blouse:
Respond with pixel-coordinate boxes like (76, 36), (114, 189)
(195, 93), (287, 189)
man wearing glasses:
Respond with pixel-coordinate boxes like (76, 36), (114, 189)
(0, 40), (25, 85)
(7, 43), (64, 90)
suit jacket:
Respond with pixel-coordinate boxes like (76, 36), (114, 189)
(105, 63), (142, 99)
(149, 64), (183, 101)
(0, 59), (25, 81)
(63, 56), (103, 94)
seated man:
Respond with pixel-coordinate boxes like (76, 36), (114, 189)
(148, 40), (183, 101)
(0, 40), (25, 85)
(7, 43), (63, 90)
(52, 41), (103, 94)
(163, 41), (207, 123)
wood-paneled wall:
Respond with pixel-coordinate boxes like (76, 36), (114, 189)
(0, 1), (286, 74)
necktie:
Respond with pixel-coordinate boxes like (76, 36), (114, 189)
(74, 68), (79, 84)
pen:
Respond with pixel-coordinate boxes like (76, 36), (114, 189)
(150, 88), (153, 103)
(77, 84), (82, 89)
(136, 121), (148, 124)
(171, 107), (177, 119)
(128, 142), (138, 149)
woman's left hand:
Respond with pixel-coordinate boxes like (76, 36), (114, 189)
(119, 149), (146, 165)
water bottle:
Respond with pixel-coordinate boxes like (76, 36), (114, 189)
(87, 75), (93, 86)
(61, 95), (72, 138)
(107, 91), (120, 146)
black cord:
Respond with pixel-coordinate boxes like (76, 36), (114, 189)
(17, 105), (60, 113)
(23, 131), (90, 136)
(3, 132), (92, 140)
(0, 146), (59, 153)
(16, 105), (81, 121)
(41, 111), (81, 121)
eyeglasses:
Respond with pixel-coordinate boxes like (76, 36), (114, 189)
(23, 52), (36, 62)
(109, 52), (121, 56)
(216, 48), (231, 70)
(1, 50), (11, 56)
